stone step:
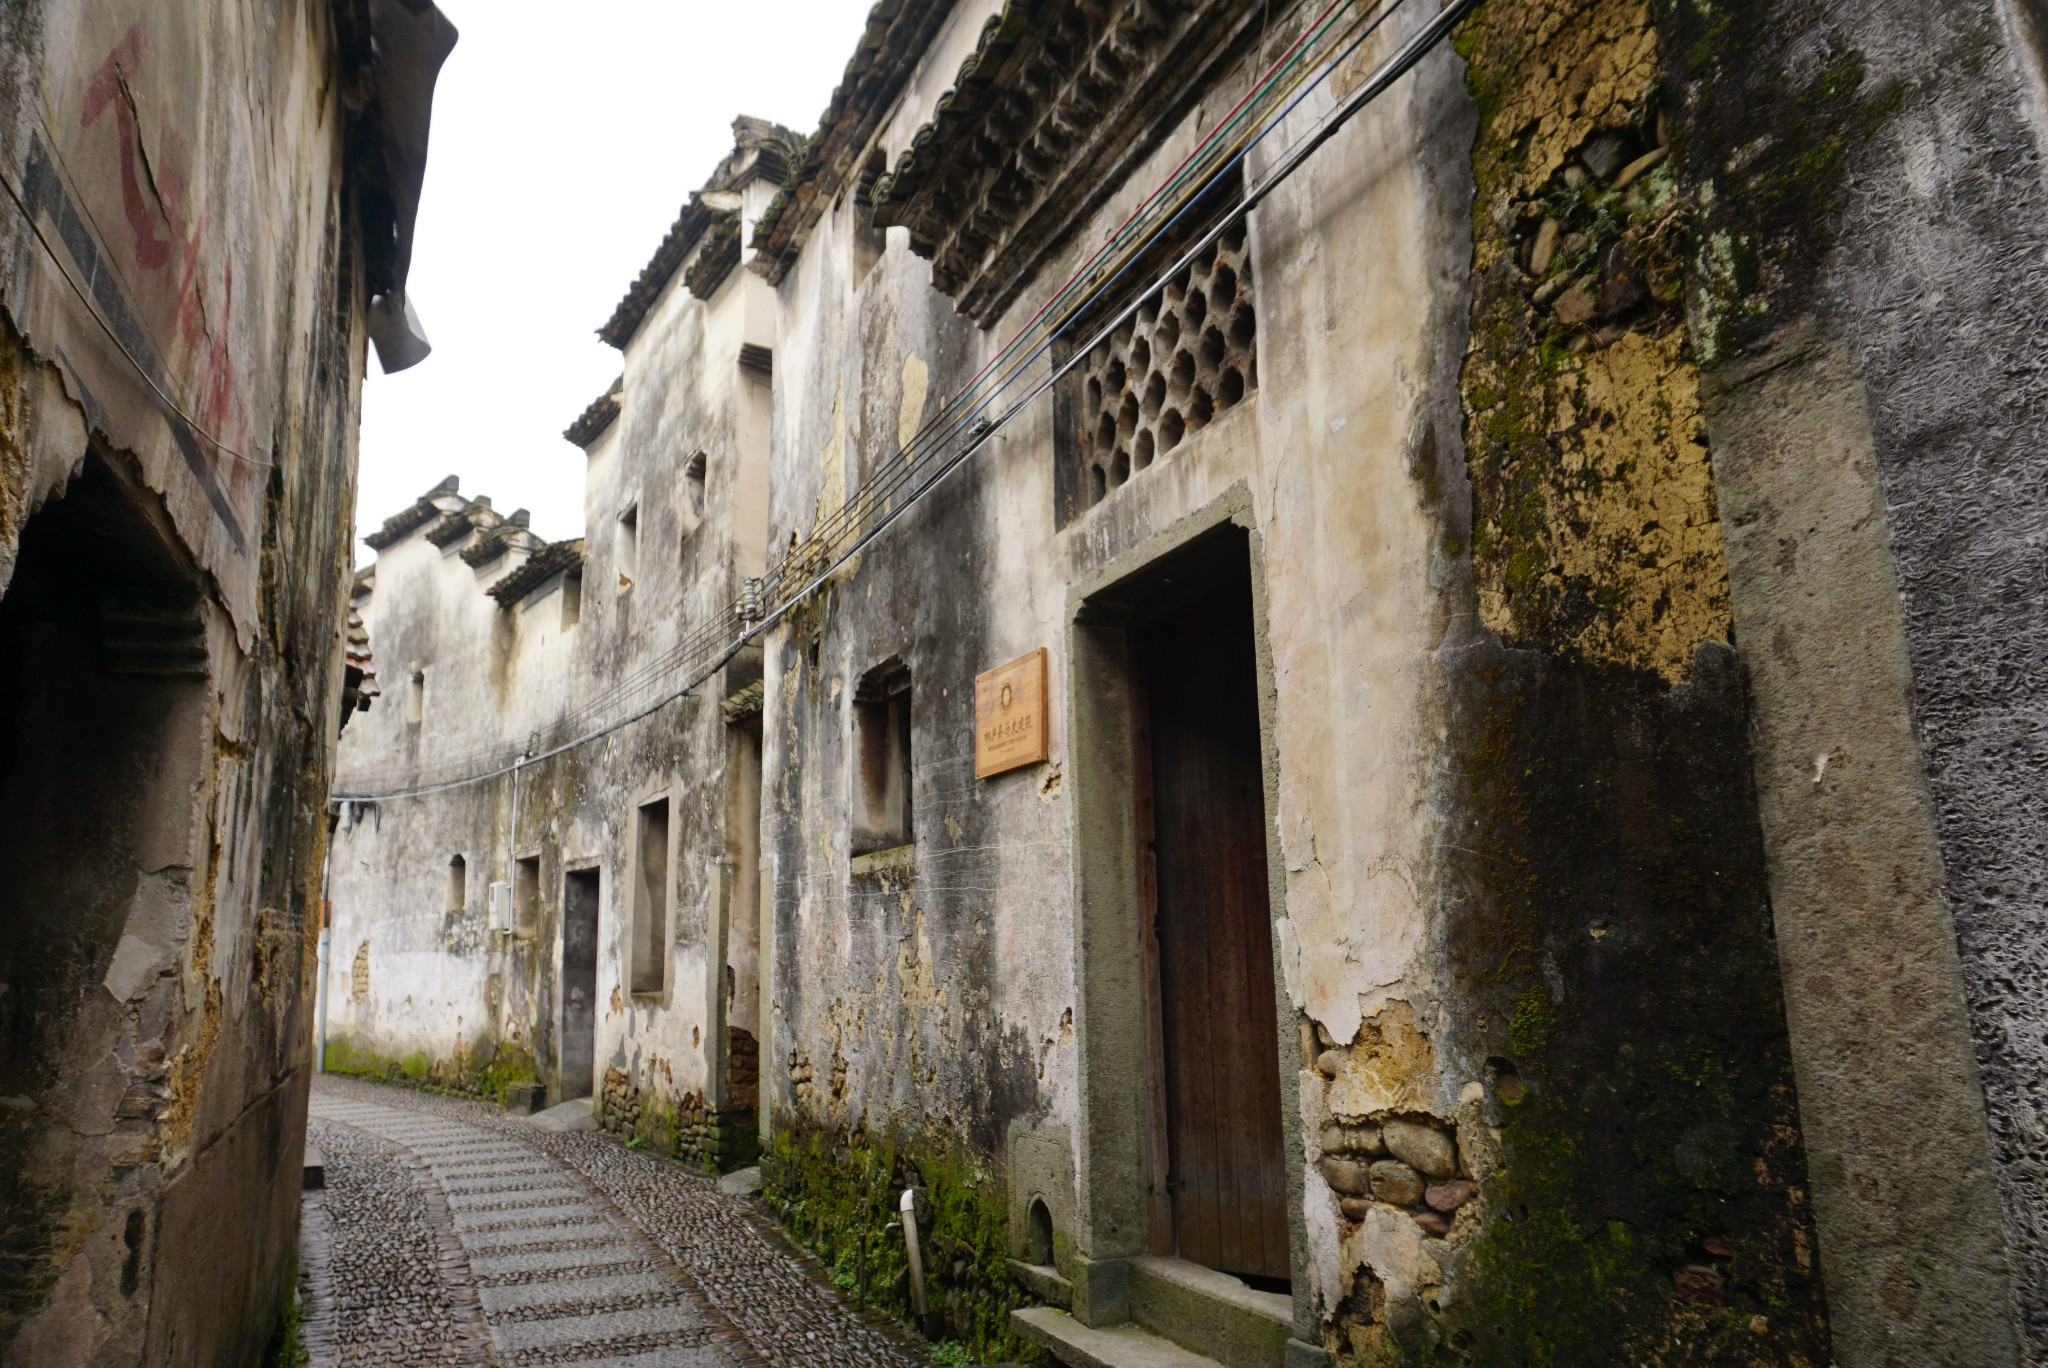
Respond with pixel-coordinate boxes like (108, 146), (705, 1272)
(1014, 1307), (1228, 1368)
(1128, 1256), (1293, 1368)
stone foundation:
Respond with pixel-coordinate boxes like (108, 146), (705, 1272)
(599, 1067), (758, 1173)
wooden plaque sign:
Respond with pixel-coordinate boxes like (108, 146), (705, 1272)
(975, 648), (1049, 778)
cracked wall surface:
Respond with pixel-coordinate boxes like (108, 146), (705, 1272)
(319, 1), (2048, 1364)
(0, 1), (372, 1362)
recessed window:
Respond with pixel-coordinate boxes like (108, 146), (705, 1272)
(407, 668), (425, 725)
(513, 854), (540, 937)
(852, 660), (912, 855)
(631, 797), (670, 995)
(684, 451), (707, 521)
(447, 854), (467, 916)
(560, 570), (582, 629)
(617, 504), (638, 590)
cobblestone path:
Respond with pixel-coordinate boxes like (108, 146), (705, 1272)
(305, 1075), (929, 1368)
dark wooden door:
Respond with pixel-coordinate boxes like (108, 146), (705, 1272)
(562, 869), (600, 1099)
(1141, 583), (1290, 1283)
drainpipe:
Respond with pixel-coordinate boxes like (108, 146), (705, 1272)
(899, 1188), (928, 1324)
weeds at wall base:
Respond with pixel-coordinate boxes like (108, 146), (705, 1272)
(320, 1038), (538, 1107)
(261, 1283), (308, 1368)
(761, 1119), (1046, 1365)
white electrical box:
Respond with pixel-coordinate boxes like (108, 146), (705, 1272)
(488, 880), (512, 932)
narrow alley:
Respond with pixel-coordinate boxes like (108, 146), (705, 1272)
(302, 1076), (929, 1368)
(9, 0), (2048, 1363)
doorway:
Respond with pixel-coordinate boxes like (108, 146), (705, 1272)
(1136, 575), (1288, 1283)
(724, 718), (763, 1120)
(561, 867), (600, 1099)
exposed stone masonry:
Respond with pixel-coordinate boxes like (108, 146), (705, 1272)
(600, 1067), (759, 1173)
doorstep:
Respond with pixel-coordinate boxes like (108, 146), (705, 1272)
(1127, 1256), (1293, 1368)
(1013, 1307), (1228, 1368)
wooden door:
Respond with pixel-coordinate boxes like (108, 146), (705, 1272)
(562, 869), (600, 1099)
(1140, 583), (1290, 1283)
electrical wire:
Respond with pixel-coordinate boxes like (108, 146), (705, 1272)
(332, 0), (1481, 804)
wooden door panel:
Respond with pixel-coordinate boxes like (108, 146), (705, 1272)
(1143, 583), (1289, 1283)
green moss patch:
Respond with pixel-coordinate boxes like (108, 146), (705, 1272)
(762, 1118), (1046, 1365)
(321, 1037), (537, 1106)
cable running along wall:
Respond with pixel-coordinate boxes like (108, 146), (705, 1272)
(332, 0), (1483, 804)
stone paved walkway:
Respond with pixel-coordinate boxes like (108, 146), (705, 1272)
(305, 1075), (930, 1368)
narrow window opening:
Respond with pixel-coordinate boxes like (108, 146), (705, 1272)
(406, 667), (425, 724)
(682, 450), (708, 547)
(631, 797), (670, 994)
(852, 660), (913, 855)
(616, 504), (638, 591)
(513, 854), (540, 937)
(560, 570), (582, 629)
(447, 854), (467, 916)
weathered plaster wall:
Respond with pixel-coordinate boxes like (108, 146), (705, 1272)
(323, 3), (2048, 1365)
(1654, 0), (2048, 1359)
(0, 1), (370, 1362)
(329, 201), (782, 1170)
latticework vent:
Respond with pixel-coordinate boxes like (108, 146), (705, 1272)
(1075, 224), (1257, 512)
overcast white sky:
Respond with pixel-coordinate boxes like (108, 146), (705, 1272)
(354, 1), (876, 554)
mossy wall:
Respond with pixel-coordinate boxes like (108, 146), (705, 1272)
(321, 1037), (538, 1107)
(1459, 0), (1724, 683)
(761, 1117), (1046, 1366)
(1318, 1), (1835, 1362)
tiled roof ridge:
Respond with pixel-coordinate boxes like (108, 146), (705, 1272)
(870, 0), (1280, 323)
(746, 0), (956, 285)
(460, 521), (543, 569)
(487, 538), (585, 607)
(565, 377), (624, 448)
(684, 213), (744, 300)
(362, 475), (463, 550)
(598, 117), (804, 349)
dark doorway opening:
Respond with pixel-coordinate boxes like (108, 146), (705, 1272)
(561, 867), (600, 1099)
(725, 718), (763, 1121)
(0, 453), (209, 1315)
(1132, 552), (1288, 1284)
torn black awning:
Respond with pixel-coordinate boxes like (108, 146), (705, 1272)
(348, 0), (458, 372)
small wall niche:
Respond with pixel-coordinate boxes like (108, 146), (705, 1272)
(513, 854), (540, 937)
(447, 854), (467, 916)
